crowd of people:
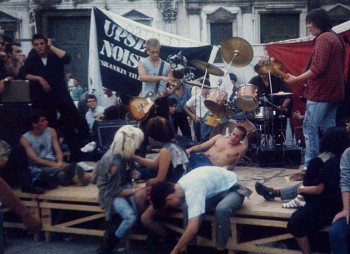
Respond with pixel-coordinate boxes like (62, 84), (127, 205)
(0, 7), (349, 254)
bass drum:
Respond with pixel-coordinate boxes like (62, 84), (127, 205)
(209, 120), (258, 147)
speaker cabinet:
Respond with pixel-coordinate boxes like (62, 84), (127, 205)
(258, 145), (302, 167)
(92, 119), (137, 151)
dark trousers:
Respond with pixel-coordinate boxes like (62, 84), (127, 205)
(173, 112), (191, 139)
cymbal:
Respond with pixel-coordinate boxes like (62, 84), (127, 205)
(221, 37), (253, 67)
(184, 80), (211, 89)
(269, 91), (293, 96)
(191, 60), (224, 76)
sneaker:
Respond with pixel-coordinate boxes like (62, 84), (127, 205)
(255, 182), (275, 200)
(81, 142), (96, 153)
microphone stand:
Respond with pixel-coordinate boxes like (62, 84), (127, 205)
(268, 71), (275, 147)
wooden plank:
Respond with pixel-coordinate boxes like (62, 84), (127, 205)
(234, 217), (288, 228)
(39, 202), (103, 212)
(54, 213), (104, 228)
(42, 226), (104, 236)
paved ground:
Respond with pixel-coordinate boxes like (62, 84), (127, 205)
(4, 230), (169, 254)
(3, 229), (216, 254)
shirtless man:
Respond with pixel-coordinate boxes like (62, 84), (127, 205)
(186, 125), (247, 170)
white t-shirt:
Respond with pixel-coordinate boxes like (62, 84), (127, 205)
(186, 94), (209, 118)
(178, 166), (238, 219)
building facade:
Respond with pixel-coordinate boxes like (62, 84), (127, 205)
(0, 0), (349, 84)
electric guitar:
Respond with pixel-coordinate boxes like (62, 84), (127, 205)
(129, 78), (185, 121)
(257, 59), (288, 79)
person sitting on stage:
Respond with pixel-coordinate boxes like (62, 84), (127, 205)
(96, 125), (144, 254)
(20, 109), (90, 189)
(255, 127), (349, 209)
(186, 125), (247, 170)
(150, 166), (250, 254)
(256, 128), (349, 254)
(131, 116), (188, 248)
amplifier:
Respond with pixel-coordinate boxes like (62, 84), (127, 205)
(0, 80), (30, 103)
(258, 145), (302, 167)
(0, 103), (32, 129)
(93, 119), (137, 151)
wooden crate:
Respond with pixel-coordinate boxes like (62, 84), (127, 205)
(37, 185), (104, 242)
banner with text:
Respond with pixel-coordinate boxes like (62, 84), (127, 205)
(88, 7), (214, 103)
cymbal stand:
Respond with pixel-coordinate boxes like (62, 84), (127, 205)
(268, 70), (275, 147)
(222, 50), (239, 77)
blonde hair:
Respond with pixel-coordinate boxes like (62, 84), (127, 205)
(111, 125), (144, 158)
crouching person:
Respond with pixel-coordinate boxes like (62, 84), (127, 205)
(150, 166), (251, 254)
(20, 109), (90, 188)
(96, 125), (144, 254)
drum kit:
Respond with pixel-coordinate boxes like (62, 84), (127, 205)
(184, 37), (293, 150)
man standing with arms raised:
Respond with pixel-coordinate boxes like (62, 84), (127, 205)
(20, 34), (90, 161)
(285, 9), (345, 170)
(137, 38), (176, 156)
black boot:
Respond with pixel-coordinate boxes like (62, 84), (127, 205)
(96, 222), (119, 254)
(255, 182), (275, 200)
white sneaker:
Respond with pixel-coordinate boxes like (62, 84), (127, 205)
(81, 142), (96, 153)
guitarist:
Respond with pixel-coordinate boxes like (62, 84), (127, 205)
(249, 62), (293, 144)
(284, 9), (345, 173)
(137, 38), (177, 157)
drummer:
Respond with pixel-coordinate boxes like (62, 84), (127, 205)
(249, 61), (292, 143)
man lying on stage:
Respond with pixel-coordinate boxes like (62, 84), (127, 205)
(186, 125), (247, 170)
(150, 166), (250, 254)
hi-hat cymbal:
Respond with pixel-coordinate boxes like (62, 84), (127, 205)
(191, 60), (224, 76)
(184, 80), (211, 89)
(269, 91), (293, 96)
(221, 37), (253, 67)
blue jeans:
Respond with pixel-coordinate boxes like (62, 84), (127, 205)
(188, 153), (212, 171)
(280, 183), (301, 201)
(183, 189), (244, 249)
(303, 101), (337, 167)
(112, 188), (138, 239)
(329, 217), (350, 254)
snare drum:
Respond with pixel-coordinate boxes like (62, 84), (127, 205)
(235, 84), (259, 112)
(249, 106), (275, 122)
(204, 88), (228, 116)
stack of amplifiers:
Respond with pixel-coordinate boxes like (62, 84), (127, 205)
(94, 119), (138, 151)
(258, 145), (302, 167)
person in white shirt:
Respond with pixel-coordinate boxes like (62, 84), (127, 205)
(184, 79), (212, 142)
(150, 166), (248, 254)
(85, 94), (105, 130)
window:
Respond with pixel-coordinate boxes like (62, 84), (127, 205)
(211, 23), (232, 63)
(260, 13), (299, 43)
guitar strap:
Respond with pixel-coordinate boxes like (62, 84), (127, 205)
(155, 60), (165, 93)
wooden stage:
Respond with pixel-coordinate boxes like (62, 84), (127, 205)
(3, 165), (307, 253)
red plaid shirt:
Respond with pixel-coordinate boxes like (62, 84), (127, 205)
(305, 31), (345, 102)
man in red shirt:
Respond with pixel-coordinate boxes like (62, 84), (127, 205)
(285, 8), (345, 170)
